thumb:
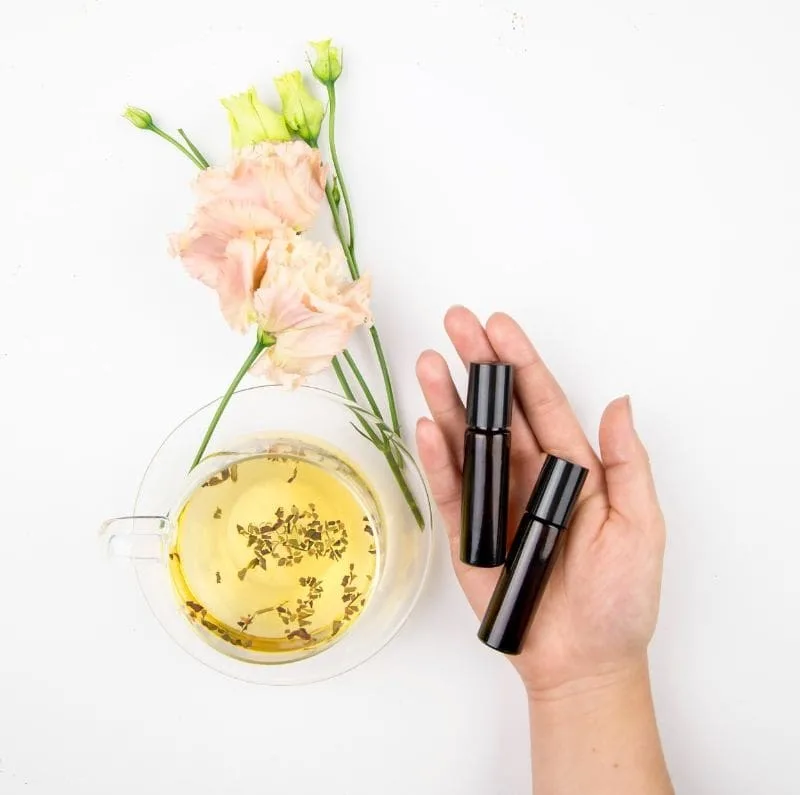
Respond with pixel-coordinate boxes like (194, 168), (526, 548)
(599, 396), (660, 526)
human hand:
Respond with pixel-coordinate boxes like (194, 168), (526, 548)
(415, 307), (666, 697)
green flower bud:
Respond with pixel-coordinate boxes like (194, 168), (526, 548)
(123, 106), (153, 129)
(309, 39), (342, 85)
(220, 87), (291, 148)
(274, 71), (325, 146)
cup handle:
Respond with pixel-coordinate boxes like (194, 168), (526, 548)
(99, 515), (170, 561)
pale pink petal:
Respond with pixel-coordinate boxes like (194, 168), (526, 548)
(252, 275), (318, 334)
(169, 141), (330, 332)
(250, 319), (353, 388)
(195, 199), (285, 237)
(169, 230), (228, 288)
(339, 272), (373, 326)
(217, 236), (270, 332)
(193, 165), (237, 203)
(193, 141), (326, 231)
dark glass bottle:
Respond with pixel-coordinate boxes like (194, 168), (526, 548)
(478, 455), (589, 654)
(460, 363), (513, 567)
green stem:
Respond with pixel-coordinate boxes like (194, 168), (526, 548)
(383, 433), (424, 529)
(331, 357), (424, 529)
(177, 128), (210, 168)
(324, 187), (400, 434)
(321, 84), (401, 435)
(190, 338), (266, 470)
(326, 185), (358, 279)
(367, 326), (400, 434)
(332, 356), (382, 447)
(326, 84), (355, 253)
(149, 125), (205, 169)
(342, 349), (383, 420)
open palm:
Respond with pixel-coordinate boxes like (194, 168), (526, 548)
(415, 307), (666, 695)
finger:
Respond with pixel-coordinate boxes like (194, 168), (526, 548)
(416, 349), (466, 462)
(485, 312), (602, 487)
(599, 396), (662, 530)
(443, 305), (541, 460)
(416, 417), (502, 617)
(415, 417), (462, 545)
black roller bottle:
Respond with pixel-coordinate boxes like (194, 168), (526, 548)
(460, 362), (513, 567)
(478, 455), (588, 654)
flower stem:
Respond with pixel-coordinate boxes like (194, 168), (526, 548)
(325, 185), (358, 278)
(342, 349), (382, 419)
(321, 84), (402, 436)
(342, 348), (405, 472)
(332, 356), (382, 446)
(383, 432), (424, 529)
(324, 189), (401, 434)
(331, 357), (424, 529)
(189, 338), (266, 470)
(149, 125), (205, 169)
(177, 128), (210, 168)
(326, 84), (355, 253)
(367, 326), (400, 434)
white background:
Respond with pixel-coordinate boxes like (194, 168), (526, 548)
(1, 1), (798, 793)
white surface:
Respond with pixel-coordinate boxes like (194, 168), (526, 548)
(1, 1), (798, 793)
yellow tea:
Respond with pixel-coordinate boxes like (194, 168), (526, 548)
(168, 439), (380, 658)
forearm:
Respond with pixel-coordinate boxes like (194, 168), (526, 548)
(527, 660), (673, 795)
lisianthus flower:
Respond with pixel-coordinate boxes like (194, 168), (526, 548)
(250, 237), (372, 387)
(274, 71), (325, 145)
(220, 87), (291, 148)
(309, 40), (343, 85)
(169, 141), (326, 331)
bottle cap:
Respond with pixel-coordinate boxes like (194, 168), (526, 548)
(526, 455), (589, 529)
(466, 363), (513, 431)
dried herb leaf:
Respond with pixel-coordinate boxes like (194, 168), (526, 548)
(213, 507), (222, 519)
(202, 469), (230, 488)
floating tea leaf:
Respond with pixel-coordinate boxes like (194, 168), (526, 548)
(167, 449), (379, 656)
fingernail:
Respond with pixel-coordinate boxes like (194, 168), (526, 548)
(623, 395), (635, 428)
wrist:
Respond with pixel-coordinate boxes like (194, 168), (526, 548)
(525, 656), (650, 711)
(526, 656), (673, 795)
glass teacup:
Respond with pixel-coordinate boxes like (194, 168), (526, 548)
(100, 385), (433, 685)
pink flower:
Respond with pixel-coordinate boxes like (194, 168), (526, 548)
(169, 141), (326, 332)
(194, 142), (326, 230)
(249, 238), (372, 387)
